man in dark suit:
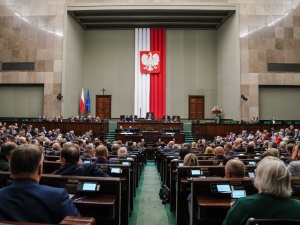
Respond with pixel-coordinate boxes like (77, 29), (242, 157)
(52, 143), (109, 177)
(146, 113), (154, 120)
(270, 116), (276, 125)
(0, 142), (17, 171)
(95, 145), (119, 164)
(0, 144), (80, 223)
(162, 115), (170, 123)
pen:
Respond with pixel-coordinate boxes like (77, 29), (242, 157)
(74, 196), (87, 201)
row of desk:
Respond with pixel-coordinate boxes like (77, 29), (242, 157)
(155, 149), (293, 225)
(0, 150), (146, 225)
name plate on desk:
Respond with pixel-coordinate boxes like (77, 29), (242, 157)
(166, 132), (175, 135)
(121, 132), (133, 134)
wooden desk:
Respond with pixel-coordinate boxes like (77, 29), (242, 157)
(117, 121), (183, 132)
(39, 175), (121, 225)
(43, 161), (61, 174)
(0, 172), (112, 225)
(100, 164), (131, 225)
(115, 133), (185, 145)
(192, 122), (293, 141)
(0, 216), (96, 225)
(19, 121), (109, 139)
(190, 178), (257, 225)
(196, 195), (233, 207)
(71, 194), (116, 222)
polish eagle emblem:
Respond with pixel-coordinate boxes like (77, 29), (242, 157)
(140, 51), (160, 74)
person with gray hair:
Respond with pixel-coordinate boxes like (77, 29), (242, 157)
(79, 144), (95, 159)
(278, 141), (287, 154)
(19, 137), (27, 145)
(118, 147), (127, 159)
(223, 156), (300, 225)
(225, 159), (245, 178)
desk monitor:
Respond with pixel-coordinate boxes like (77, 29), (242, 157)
(77, 182), (100, 192)
(248, 161), (256, 165)
(210, 183), (231, 193)
(122, 162), (130, 165)
(83, 160), (91, 164)
(178, 162), (184, 167)
(231, 190), (246, 199)
(248, 172), (255, 178)
(191, 169), (203, 177)
(111, 167), (122, 174)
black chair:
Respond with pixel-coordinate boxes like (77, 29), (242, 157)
(246, 218), (300, 225)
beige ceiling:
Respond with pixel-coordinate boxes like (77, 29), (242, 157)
(68, 9), (235, 30)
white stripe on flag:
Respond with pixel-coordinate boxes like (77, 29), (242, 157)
(134, 28), (150, 118)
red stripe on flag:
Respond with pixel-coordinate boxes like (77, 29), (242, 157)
(150, 28), (166, 119)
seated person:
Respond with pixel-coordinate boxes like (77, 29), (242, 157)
(287, 144), (300, 176)
(260, 148), (280, 159)
(178, 147), (190, 160)
(36, 115), (43, 122)
(52, 142), (62, 156)
(52, 143), (109, 177)
(0, 142), (17, 171)
(127, 141), (139, 152)
(224, 143), (236, 157)
(223, 157), (300, 224)
(79, 145), (95, 159)
(122, 115), (129, 122)
(183, 153), (199, 166)
(95, 145), (119, 164)
(146, 113), (154, 120)
(163, 141), (174, 152)
(204, 146), (214, 155)
(131, 115), (137, 122)
(118, 147), (128, 159)
(109, 147), (128, 162)
(162, 115), (170, 123)
(224, 159), (245, 178)
(173, 116), (180, 122)
(0, 144), (80, 223)
(209, 146), (225, 160)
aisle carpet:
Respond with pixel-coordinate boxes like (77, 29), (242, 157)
(129, 162), (175, 225)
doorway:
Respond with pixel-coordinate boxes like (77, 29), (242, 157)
(189, 96), (204, 120)
(96, 95), (111, 119)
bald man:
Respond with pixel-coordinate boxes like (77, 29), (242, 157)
(211, 146), (225, 160)
(225, 159), (245, 178)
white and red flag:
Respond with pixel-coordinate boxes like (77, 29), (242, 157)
(134, 28), (166, 118)
(80, 88), (85, 114)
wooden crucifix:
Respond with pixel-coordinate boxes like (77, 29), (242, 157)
(101, 88), (106, 95)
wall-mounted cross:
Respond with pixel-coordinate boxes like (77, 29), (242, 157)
(101, 88), (106, 95)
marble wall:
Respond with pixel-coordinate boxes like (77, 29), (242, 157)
(0, 0), (300, 119)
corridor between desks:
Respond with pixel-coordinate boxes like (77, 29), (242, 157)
(129, 162), (175, 225)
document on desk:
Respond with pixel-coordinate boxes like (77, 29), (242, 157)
(69, 194), (75, 199)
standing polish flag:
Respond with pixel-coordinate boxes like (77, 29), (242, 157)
(80, 88), (85, 114)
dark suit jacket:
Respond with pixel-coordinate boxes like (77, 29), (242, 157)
(0, 153), (9, 171)
(0, 179), (80, 223)
(52, 162), (109, 177)
(95, 158), (119, 164)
